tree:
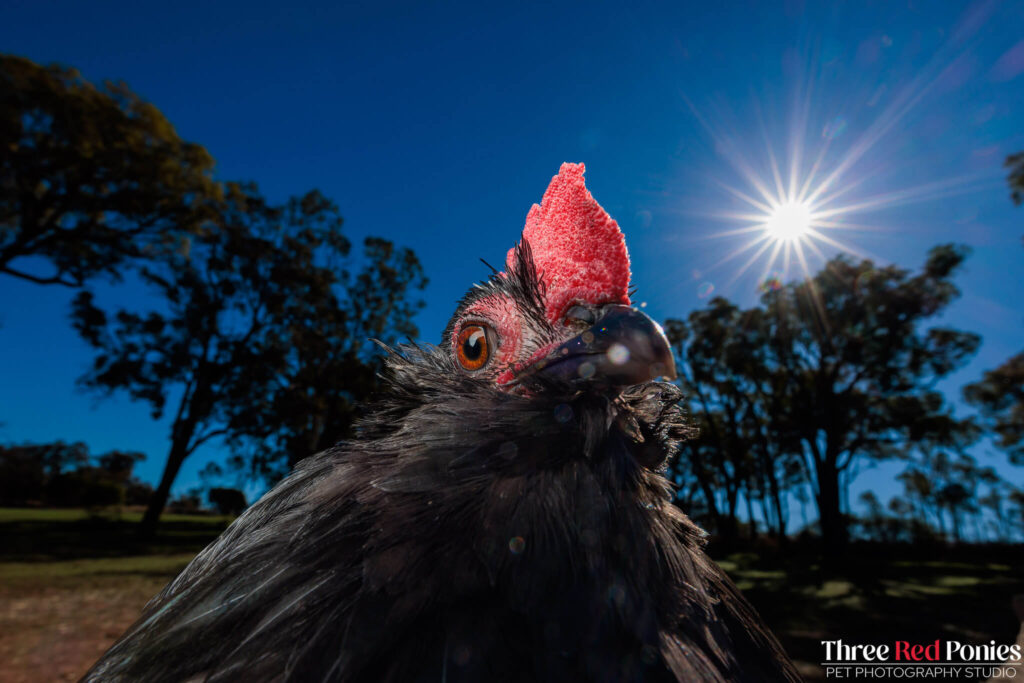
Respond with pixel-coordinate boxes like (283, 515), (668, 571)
(957, 152), (1024, 477)
(964, 353), (1024, 465)
(0, 440), (92, 505)
(73, 183), (426, 535)
(1008, 487), (1024, 540)
(229, 235), (427, 482)
(1, 54), (219, 287)
(856, 491), (905, 543)
(765, 246), (979, 553)
(96, 450), (146, 482)
(667, 245), (979, 555)
(665, 305), (801, 542)
(208, 488), (248, 516)
(0, 440), (148, 509)
(1007, 152), (1024, 206)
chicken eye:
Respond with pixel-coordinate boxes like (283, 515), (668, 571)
(564, 304), (596, 326)
(456, 324), (492, 371)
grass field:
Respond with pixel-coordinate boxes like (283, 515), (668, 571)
(0, 507), (229, 682)
(1, 507), (1020, 681)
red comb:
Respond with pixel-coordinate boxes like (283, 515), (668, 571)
(506, 163), (631, 323)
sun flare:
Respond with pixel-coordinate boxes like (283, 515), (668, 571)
(765, 201), (813, 242)
(681, 51), (995, 295)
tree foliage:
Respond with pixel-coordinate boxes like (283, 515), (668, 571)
(857, 449), (1015, 544)
(964, 352), (1024, 465)
(208, 487), (248, 516)
(0, 54), (219, 287)
(666, 245), (980, 554)
(73, 183), (426, 534)
(950, 150), (1024, 494)
(227, 233), (427, 482)
(1007, 151), (1024, 206)
(665, 304), (801, 543)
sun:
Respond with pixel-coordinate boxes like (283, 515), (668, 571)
(682, 51), (995, 295)
(680, 57), (992, 292)
(765, 201), (813, 242)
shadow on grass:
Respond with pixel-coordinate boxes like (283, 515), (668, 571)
(710, 541), (1023, 681)
(0, 510), (230, 562)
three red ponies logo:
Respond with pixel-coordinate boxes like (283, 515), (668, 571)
(820, 639), (1022, 679)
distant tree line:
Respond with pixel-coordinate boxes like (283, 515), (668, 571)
(0, 441), (151, 510)
(0, 440), (253, 515)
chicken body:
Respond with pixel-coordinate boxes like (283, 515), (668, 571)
(85, 164), (799, 683)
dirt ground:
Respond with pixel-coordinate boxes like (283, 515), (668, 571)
(0, 509), (212, 683)
(0, 570), (820, 682)
(0, 574), (167, 682)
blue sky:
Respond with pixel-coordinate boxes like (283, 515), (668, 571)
(1, 0), (1022, 506)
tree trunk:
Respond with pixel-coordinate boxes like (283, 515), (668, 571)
(744, 490), (758, 540)
(721, 484), (740, 544)
(814, 458), (847, 558)
(687, 448), (724, 535)
(138, 440), (189, 539)
(771, 480), (787, 541)
(761, 459), (787, 541)
(950, 508), (961, 543)
(697, 480), (724, 533)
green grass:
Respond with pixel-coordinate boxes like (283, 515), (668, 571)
(0, 554), (195, 579)
(0, 554), (196, 591)
(0, 507), (227, 598)
(0, 507), (230, 525)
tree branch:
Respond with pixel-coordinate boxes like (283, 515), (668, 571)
(0, 264), (78, 287)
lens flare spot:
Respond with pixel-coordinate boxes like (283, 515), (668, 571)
(607, 583), (627, 607)
(697, 282), (715, 298)
(578, 361), (596, 379)
(508, 536), (526, 554)
(822, 116), (848, 140)
(758, 272), (784, 293)
(607, 343), (630, 366)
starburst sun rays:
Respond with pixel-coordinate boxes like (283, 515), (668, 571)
(680, 43), (998, 296)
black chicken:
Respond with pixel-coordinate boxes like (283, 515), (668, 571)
(85, 163), (799, 682)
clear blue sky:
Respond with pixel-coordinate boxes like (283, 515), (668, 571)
(1, 0), (1022, 505)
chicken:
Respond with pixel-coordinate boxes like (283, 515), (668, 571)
(85, 163), (799, 682)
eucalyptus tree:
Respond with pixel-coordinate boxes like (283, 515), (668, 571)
(665, 303), (800, 541)
(1007, 151), (1024, 206)
(965, 353), (1024, 466)
(758, 245), (979, 553)
(667, 245), (979, 555)
(73, 184), (426, 535)
(1, 54), (218, 287)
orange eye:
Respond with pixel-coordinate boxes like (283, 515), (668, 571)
(456, 324), (491, 371)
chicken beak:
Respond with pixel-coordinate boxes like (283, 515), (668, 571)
(529, 304), (677, 388)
